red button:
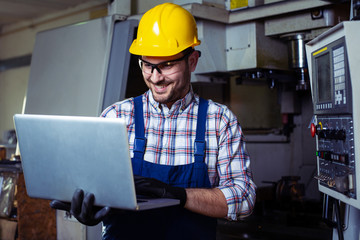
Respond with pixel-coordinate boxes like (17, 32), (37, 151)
(311, 123), (316, 137)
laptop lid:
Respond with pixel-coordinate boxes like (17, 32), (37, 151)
(14, 114), (179, 211)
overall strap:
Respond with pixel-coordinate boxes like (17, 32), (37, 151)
(133, 96), (147, 162)
(194, 97), (208, 163)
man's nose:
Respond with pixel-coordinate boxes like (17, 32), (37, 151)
(150, 68), (164, 82)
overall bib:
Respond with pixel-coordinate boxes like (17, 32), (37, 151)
(103, 96), (217, 240)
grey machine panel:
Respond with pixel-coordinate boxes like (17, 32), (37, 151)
(25, 16), (137, 116)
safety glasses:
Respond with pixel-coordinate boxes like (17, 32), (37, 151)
(138, 49), (195, 76)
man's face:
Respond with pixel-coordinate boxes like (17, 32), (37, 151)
(140, 50), (198, 108)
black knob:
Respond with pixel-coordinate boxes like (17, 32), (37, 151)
(318, 130), (326, 139)
(335, 129), (346, 141)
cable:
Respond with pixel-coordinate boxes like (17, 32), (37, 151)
(334, 198), (344, 240)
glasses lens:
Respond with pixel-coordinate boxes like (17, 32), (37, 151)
(157, 62), (176, 74)
(139, 59), (155, 74)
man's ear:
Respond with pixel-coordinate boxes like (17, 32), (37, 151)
(188, 50), (199, 72)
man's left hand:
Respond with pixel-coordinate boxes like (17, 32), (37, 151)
(134, 175), (187, 207)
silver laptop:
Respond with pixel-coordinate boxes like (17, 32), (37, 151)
(13, 114), (179, 211)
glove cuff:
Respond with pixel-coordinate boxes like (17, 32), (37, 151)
(168, 186), (187, 207)
(179, 188), (187, 208)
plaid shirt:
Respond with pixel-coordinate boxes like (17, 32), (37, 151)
(101, 89), (256, 220)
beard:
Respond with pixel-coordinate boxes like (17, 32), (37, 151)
(146, 64), (191, 107)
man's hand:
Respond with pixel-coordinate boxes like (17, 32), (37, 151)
(134, 175), (187, 207)
(50, 189), (110, 226)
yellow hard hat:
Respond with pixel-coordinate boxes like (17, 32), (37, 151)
(129, 3), (201, 57)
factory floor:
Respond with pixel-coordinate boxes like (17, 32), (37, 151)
(216, 197), (332, 240)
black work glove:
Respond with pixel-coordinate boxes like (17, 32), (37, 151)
(50, 189), (111, 226)
(134, 175), (187, 207)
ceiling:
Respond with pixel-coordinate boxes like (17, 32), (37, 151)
(0, 0), (352, 31)
(0, 0), (107, 30)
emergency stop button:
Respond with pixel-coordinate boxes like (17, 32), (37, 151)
(311, 123), (316, 137)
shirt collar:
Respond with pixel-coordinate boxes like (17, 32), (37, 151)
(147, 86), (196, 113)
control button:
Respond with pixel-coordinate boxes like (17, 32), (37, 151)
(335, 90), (343, 105)
(311, 123), (316, 137)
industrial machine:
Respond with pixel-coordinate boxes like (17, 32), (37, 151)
(306, 20), (360, 240)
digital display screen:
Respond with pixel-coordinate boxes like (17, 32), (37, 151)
(316, 52), (331, 103)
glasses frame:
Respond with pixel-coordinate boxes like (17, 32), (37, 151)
(138, 48), (195, 75)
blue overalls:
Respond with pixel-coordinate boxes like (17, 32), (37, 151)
(102, 96), (217, 240)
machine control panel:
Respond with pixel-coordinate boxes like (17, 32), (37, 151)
(306, 22), (360, 208)
(312, 116), (355, 198)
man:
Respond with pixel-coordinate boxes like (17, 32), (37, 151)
(51, 3), (256, 240)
